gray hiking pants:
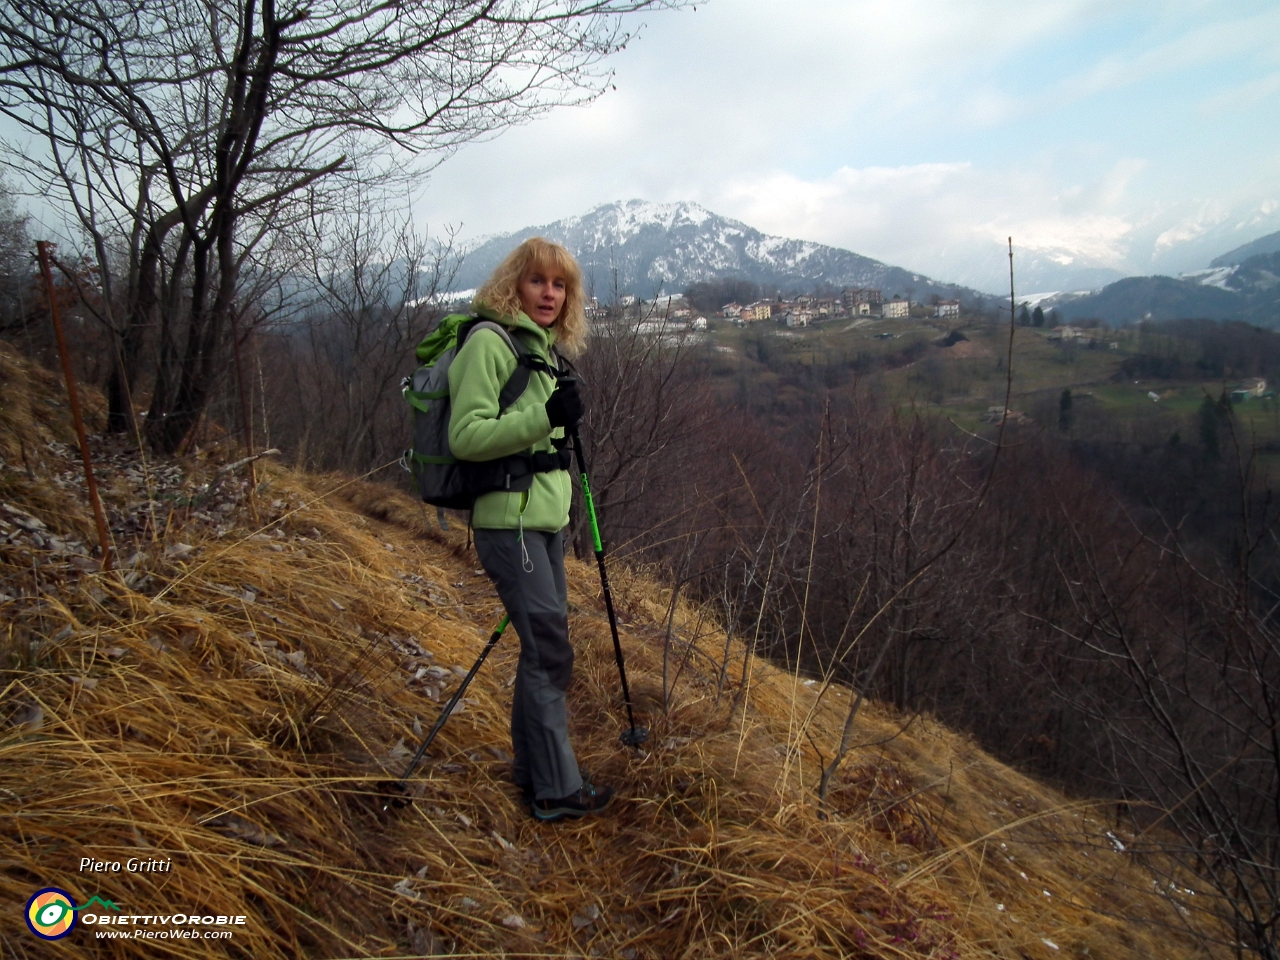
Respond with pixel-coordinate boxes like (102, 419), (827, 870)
(474, 527), (583, 802)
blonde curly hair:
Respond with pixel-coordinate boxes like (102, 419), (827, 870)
(473, 237), (590, 358)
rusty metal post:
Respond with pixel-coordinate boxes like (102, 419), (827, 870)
(36, 241), (113, 571)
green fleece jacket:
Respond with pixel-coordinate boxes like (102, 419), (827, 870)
(447, 305), (571, 532)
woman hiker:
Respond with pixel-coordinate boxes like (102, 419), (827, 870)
(448, 237), (614, 822)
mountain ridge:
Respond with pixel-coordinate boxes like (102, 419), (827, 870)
(1210, 229), (1280, 268)
(451, 200), (996, 307)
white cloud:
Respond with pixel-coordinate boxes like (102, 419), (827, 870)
(1197, 72), (1280, 115)
(1154, 201), (1230, 254)
(698, 159), (1144, 285)
(1045, 6), (1280, 106)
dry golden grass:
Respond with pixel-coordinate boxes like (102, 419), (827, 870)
(0, 344), (1225, 958)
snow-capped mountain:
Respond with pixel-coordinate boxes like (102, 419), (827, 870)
(450, 200), (991, 305)
(1039, 244), (1280, 328)
(940, 199), (1280, 296)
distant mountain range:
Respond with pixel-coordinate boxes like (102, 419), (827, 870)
(451, 200), (995, 307)
(446, 199), (1280, 329)
(1210, 229), (1280, 268)
(1046, 249), (1280, 327)
(1054, 276), (1244, 324)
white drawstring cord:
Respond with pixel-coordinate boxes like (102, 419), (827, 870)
(518, 515), (533, 573)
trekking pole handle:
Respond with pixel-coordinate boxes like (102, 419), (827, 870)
(568, 426), (604, 554)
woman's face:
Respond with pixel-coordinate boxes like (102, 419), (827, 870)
(518, 266), (567, 328)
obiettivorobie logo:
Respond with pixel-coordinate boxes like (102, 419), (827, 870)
(25, 886), (248, 942)
(25, 889), (121, 940)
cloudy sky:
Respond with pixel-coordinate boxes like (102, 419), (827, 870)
(417, 0), (1280, 294)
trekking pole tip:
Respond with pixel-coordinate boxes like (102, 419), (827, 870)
(620, 726), (649, 748)
(375, 779), (414, 812)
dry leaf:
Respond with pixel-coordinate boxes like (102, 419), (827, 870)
(407, 922), (442, 955)
(491, 831), (516, 852)
(204, 813), (284, 847)
(12, 703), (43, 730)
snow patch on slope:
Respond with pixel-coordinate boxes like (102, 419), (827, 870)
(1181, 265), (1239, 289)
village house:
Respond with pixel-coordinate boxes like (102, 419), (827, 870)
(934, 299), (960, 318)
(785, 310), (812, 328)
(634, 318), (687, 336)
(883, 297), (910, 319)
(842, 287), (882, 313)
(742, 301), (773, 322)
(982, 406), (1032, 425)
(642, 295), (689, 317)
(1049, 325), (1114, 347)
(720, 302), (742, 318)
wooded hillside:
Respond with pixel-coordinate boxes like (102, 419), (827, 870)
(0, 343), (1222, 958)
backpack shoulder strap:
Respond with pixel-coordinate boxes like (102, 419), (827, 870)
(456, 318), (542, 412)
(457, 318), (519, 357)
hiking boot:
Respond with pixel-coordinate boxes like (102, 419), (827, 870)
(531, 782), (614, 822)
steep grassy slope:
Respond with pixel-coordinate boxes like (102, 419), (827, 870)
(0, 343), (1221, 958)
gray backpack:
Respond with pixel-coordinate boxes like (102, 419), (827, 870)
(402, 315), (570, 511)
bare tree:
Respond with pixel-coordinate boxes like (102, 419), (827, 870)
(575, 299), (714, 556)
(1044, 428), (1280, 957)
(0, 175), (31, 334)
(0, 0), (684, 452)
(261, 189), (458, 473)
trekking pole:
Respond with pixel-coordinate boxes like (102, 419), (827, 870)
(568, 422), (649, 748)
(379, 615), (510, 810)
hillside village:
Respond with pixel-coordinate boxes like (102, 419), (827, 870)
(587, 287), (962, 332)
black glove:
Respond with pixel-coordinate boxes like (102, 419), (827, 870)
(545, 377), (584, 429)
